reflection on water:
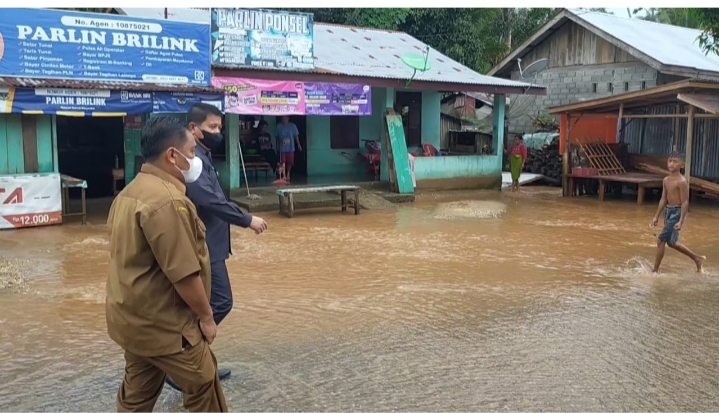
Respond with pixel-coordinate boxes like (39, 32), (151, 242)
(2, 187), (719, 411)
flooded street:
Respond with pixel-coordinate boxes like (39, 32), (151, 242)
(2, 188), (719, 411)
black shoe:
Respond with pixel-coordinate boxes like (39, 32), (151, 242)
(165, 369), (231, 392)
(218, 368), (231, 381)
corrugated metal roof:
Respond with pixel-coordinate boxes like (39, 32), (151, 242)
(571, 10), (719, 74)
(115, 8), (539, 91)
(0, 77), (222, 93)
(312, 23), (534, 88)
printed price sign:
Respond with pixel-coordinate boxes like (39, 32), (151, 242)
(0, 174), (62, 230)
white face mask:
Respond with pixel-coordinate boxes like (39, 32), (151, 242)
(173, 149), (203, 183)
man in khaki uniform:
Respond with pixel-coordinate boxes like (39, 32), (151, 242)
(106, 116), (228, 412)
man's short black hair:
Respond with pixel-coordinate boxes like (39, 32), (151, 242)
(515, 134), (523, 141)
(141, 116), (190, 161)
(668, 151), (685, 161)
(258, 120), (268, 128)
(187, 103), (223, 126)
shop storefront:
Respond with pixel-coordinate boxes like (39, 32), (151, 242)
(0, 7), (212, 229)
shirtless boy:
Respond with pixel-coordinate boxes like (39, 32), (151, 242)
(650, 152), (705, 273)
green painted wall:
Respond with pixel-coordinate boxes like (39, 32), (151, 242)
(492, 94), (506, 167)
(410, 94), (506, 186)
(306, 86), (390, 177)
(413, 155), (501, 180)
(380, 87), (394, 182)
(421, 90), (441, 149)
(0, 114), (56, 175)
(218, 113), (240, 192)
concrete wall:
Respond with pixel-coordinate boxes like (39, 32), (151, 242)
(412, 94), (506, 190)
(413, 155), (502, 189)
(307, 87), (390, 176)
(420, 90), (441, 150)
(507, 62), (659, 134)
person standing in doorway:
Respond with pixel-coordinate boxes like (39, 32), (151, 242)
(275, 115), (302, 181)
(164, 103), (268, 392)
(504, 134), (527, 192)
(252, 120), (280, 176)
(106, 116), (228, 412)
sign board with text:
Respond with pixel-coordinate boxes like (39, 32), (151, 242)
(0, 173), (62, 230)
(211, 8), (314, 71)
(0, 8), (211, 85)
(213, 77), (305, 115)
(304, 83), (372, 115)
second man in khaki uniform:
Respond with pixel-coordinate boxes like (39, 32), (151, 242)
(106, 116), (228, 412)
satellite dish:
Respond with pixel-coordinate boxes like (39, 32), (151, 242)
(518, 58), (548, 79)
(507, 58), (549, 119)
(400, 47), (431, 88)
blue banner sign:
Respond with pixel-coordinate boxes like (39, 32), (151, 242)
(11, 87), (152, 116)
(211, 8), (314, 71)
(152, 92), (224, 113)
(0, 8), (211, 85)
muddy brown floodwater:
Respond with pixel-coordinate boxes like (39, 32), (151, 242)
(2, 187), (719, 411)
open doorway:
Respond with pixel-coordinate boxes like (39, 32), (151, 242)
(56, 116), (125, 198)
(271, 115), (307, 179)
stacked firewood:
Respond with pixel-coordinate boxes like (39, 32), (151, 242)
(524, 137), (562, 185)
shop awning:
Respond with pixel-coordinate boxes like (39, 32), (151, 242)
(0, 87), (224, 116)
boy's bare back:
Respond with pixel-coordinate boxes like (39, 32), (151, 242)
(663, 174), (686, 207)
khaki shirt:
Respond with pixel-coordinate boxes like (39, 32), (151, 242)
(106, 163), (211, 357)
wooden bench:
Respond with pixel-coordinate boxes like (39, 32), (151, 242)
(244, 161), (272, 180)
(566, 172), (664, 205)
(276, 185), (360, 218)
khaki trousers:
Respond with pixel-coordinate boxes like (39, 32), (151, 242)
(117, 339), (228, 412)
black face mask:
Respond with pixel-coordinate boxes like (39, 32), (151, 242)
(201, 130), (224, 150)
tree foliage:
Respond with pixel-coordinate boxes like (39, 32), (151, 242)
(289, 8), (557, 74)
(692, 8), (719, 56)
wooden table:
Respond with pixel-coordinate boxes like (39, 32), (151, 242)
(276, 185), (360, 218)
(61, 174), (87, 225)
(566, 172), (664, 205)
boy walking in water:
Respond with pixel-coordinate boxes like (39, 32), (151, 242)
(650, 152), (705, 273)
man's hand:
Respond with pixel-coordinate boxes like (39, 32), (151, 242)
(199, 316), (217, 345)
(249, 216), (268, 234)
(650, 217), (659, 228)
(298, 146), (303, 152)
(674, 222), (683, 231)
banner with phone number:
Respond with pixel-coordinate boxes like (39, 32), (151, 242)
(0, 173), (62, 230)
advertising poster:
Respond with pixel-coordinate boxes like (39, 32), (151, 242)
(0, 173), (62, 230)
(304, 83), (372, 115)
(211, 8), (314, 71)
(152, 92), (224, 113)
(212, 77), (305, 115)
(10, 88), (153, 116)
(0, 8), (211, 85)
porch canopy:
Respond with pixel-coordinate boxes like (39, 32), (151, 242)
(548, 80), (719, 183)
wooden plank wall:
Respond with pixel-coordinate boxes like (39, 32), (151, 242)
(0, 114), (55, 175)
(522, 21), (640, 69)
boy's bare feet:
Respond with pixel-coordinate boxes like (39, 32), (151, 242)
(695, 255), (706, 273)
